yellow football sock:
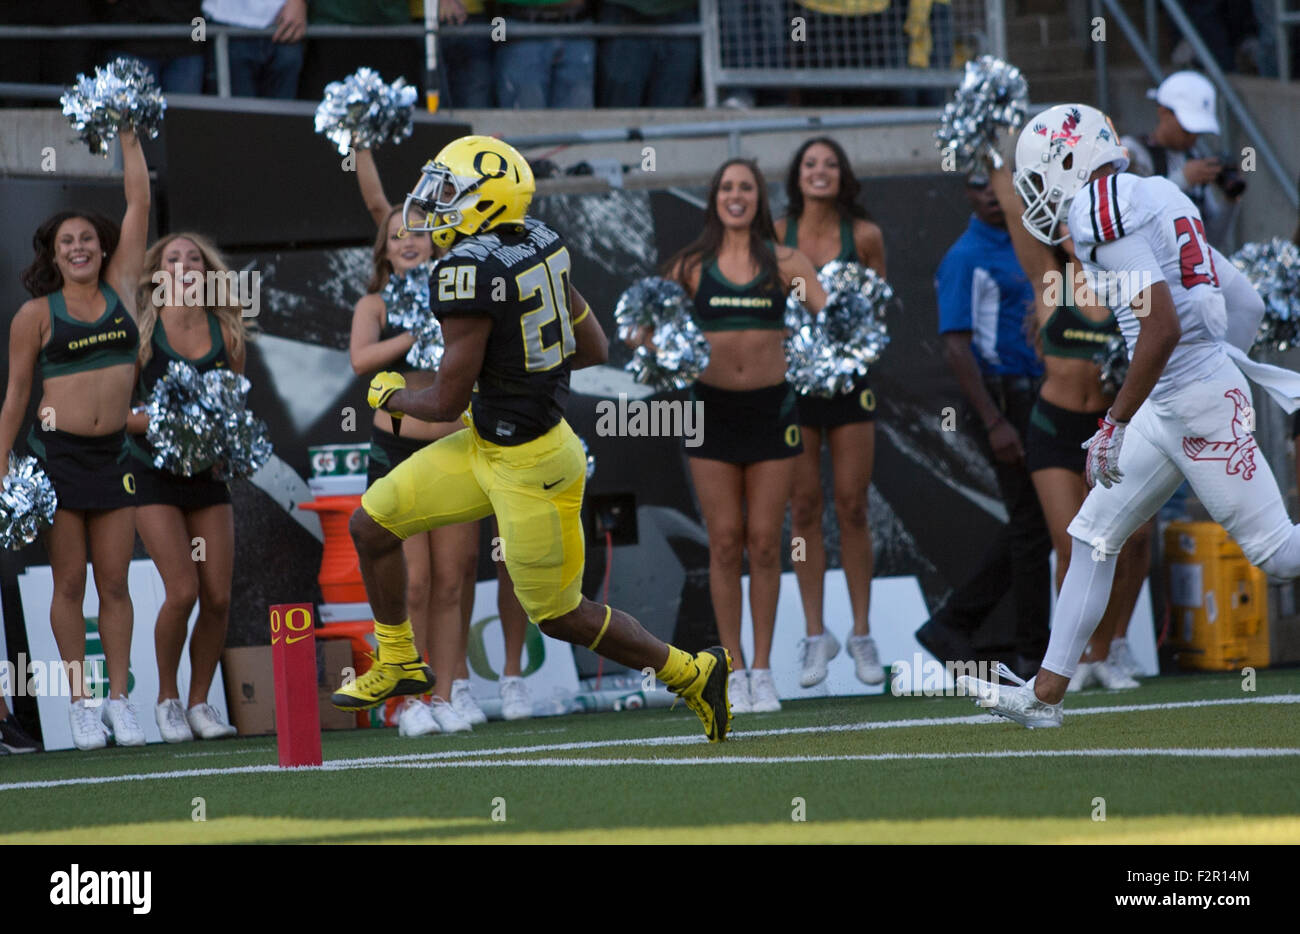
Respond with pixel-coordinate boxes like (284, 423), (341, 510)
(657, 645), (697, 691)
(374, 619), (419, 663)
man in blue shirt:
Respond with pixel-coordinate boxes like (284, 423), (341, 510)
(916, 171), (1051, 680)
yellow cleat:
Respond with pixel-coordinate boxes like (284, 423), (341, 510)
(330, 654), (435, 711)
(672, 647), (733, 743)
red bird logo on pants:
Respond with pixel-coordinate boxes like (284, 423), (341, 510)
(1181, 389), (1257, 480)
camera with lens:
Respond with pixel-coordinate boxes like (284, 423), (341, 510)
(1214, 156), (1247, 198)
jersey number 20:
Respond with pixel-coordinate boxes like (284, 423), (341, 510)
(517, 247), (574, 372)
(1174, 216), (1219, 289)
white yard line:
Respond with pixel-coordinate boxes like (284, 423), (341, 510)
(2, 693), (1294, 793)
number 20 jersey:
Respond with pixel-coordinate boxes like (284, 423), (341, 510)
(1069, 172), (1229, 399)
(433, 217), (580, 446)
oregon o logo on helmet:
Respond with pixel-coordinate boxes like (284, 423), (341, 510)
(473, 150), (509, 179)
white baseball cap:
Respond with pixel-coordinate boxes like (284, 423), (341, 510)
(1148, 71), (1220, 135)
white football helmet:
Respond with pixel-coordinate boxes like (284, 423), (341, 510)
(1014, 104), (1129, 245)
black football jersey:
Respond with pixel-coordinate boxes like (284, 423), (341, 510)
(433, 217), (579, 445)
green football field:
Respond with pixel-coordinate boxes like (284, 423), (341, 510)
(2, 669), (1298, 844)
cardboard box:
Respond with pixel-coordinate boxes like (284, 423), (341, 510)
(221, 641), (358, 735)
(222, 646), (276, 736)
(317, 639), (356, 731)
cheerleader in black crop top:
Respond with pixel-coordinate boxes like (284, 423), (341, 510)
(0, 130), (153, 749)
(777, 136), (890, 690)
(658, 157), (831, 714)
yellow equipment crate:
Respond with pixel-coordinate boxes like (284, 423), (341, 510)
(1164, 521), (1270, 671)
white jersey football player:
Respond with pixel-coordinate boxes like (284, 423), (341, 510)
(958, 103), (1300, 727)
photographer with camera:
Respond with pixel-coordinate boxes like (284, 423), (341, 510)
(1121, 71), (1243, 250)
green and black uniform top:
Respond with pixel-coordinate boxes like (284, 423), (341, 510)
(782, 215), (858, 266)
(129, 313), (231, 464)
(1039, 278), (1119, 360)
(691, 253), (787, 332)
(38, 284), (139, 379)
(433, 217), (580, 446)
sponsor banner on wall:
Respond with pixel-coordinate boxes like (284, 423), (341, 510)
(18, 560), (229, 751)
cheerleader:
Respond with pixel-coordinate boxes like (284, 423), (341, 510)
(0, 130), (150, 750)
(126, 233), (250, 741)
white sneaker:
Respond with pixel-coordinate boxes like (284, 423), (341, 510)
(396, 697), (440, 737)
(102, 698), (146, 746)
(155, 699), (194, 743)
(1067, 662), (1096, 693)
(847, 634), (885, 685)
(499, 676), (533, 721)
(956, 664), (1062, 728)
(450, 679), (487, 725)
(69, 699), (108, 750)
(428, 698), (472, 733)
(727, 670), (753, 714)
(186, 703), (237, 740)
(798, 631), (840, 687)
(1109, 638), (1142, 677)
(1093, 658), (1140, 690)
(748, 668), (782, 712)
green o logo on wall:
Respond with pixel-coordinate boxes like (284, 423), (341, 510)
(467, 615), (545, 680)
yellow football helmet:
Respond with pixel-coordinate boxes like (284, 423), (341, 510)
(402, 135), (535, 247)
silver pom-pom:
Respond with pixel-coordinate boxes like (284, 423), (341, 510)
(614, 277), (710, 392)
(314, 68), (417, 155)
(147, 361), (225, 475)
(147, 361), (272, 479)
(61, 56), (167, 157)
(380, 260), (444, 370)
(786, 262), (892, 398)
(0, 455), (58, 550)
(1093, 333), (1129, 396)
(935, 55), (1029, 174)
(1231, 239), (1300, 352)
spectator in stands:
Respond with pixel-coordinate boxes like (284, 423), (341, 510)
(495, 0), (595, 108)
(436, 0), (495, 108)
(0, 2), (97, 102)
(0, 698), (41, 753)
(597, 0), (698, 108)
(1121, 71), (1241, 250)
(774, 137), (888, 689)
(201, 0), (306, 98)
(915, 171), (1051, 680)
(1180, 0), (1257, 74)
(658, 159), (827, 714)
(103, 0), (206, 94)
(298, 0), (421, 103)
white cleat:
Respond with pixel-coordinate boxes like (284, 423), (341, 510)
(1093, 658), (1140, 690)
(1109, 638), (1142, 678)
(69, 698), (109, 751)
(847, 634), (885, 685)
(1067, 662), (1096, 693)
(396, 697), (440, 737)
(498, 676), (534, 721)
(727, 670), (753, 714)
(748, 668), (782, 712)
(102, 697), (147, 746)
(155, 699), (194, 743)
(429, 698), (472, 733)
(186, 702), (237, 740)
(798, 631), (841, 687)
(450, 679), (488, 725)
(956, 664), (1062, 729)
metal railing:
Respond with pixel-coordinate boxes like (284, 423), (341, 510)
(0, 4), (1001, 109)
(1093, 0), (1299, 211)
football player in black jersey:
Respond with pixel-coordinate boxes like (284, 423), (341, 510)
(331, 136), (732, 742)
